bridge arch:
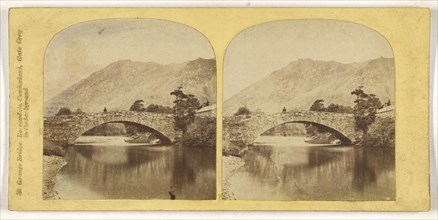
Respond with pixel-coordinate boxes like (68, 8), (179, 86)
(44, 112), (182, 146)
(223, 112), (360, 148)
(258, 121), (352, 145)
(75, 120), (172, 144)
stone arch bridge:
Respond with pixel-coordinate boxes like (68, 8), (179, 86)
(44, 111), (182, 146)
(223, 111), (361, 147)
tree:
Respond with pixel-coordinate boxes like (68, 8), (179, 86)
(170, 86), (200, 134)
(309, 99), (325, 111)
(129, 100), (145, 111)
(56, 107), (72, 116)
(234, 106), (251, 116)
(351, 86), (382, 135)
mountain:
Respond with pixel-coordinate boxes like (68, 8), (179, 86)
(223, 57), (394, 116)
(45, 58), (216, 116)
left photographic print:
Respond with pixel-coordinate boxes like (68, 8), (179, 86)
(42, 19), (217, 200)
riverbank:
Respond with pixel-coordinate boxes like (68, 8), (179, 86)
(43, 155), (66, 200)
(222, 155), (245, 200)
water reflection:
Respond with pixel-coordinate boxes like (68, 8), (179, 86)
(55, 137), (216, 200)
(230, 136), (395, 200)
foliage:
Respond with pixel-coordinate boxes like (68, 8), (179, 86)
(171, 86), (200, 134)
(129, 100), (145, 111)
(234, 106), (251, 116)
(55, 107), (72, 116)
(325, 104), (353, 113)
(179, 117), (216, 148)
(129, 100), (172, 113)
(309, 99), (325, 111)
(145, 104), (173, 113)
(362, 117), (395, 148)
(43, 140), (65, 157)
(351, 86), (383, 135)
(309, 100), (353, 113)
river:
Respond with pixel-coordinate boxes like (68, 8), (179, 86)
(54, 136), (216, 200)
(225, 136), (395, 200)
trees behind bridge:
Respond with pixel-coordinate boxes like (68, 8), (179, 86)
(55, 107), (85, 116)
(234, 106), (251, 116)
(309, 99), (353, 113)
(129, 100), (173, 113)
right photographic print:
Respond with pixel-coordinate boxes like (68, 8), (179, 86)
(222, 20), (395, 201)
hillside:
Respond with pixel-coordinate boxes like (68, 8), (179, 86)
(45, 58), (216, 116)
(224, 57), (394, 116)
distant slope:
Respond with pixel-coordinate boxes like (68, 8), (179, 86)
(224, 57), (394, 116)
(45, 58), (216, 116)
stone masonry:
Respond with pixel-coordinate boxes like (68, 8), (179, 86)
(223, 111), (361, 147)
(44, 111), (181, 146)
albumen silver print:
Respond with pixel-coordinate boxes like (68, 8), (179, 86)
(222, 20), (395, 201)
(42, 19), (217, 200)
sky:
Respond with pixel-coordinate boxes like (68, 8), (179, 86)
(223, 20), (394, 100)
(44, 19), (215, 101)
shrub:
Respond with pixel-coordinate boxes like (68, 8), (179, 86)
(361, 117), (395, 148)
(55, 107), (72, 116)
(234, 107), (251, 116)
(145, 104), (173, 113)
(129, 100), (145, 111)
(179, 117), (216, 148)
(43, 140), (66, 157)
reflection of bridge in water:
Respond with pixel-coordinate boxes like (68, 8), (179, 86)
(223, 111), (362, 147)
(44, 111), (182, 146)
(236, 145), (395, 200)
(57, 145), (216, 200)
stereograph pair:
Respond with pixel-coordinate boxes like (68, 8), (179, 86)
(7, 8), (430, 211)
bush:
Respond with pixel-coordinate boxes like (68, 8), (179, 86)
(55, 107), (72, 116)
(43, 140), (66, 157)
(361, 117), (395, 148)
(325, 104), (353, 113)
(179, 117), (216, 148)
(145, 104), (173, 113)
(234, 107), (251, 116)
